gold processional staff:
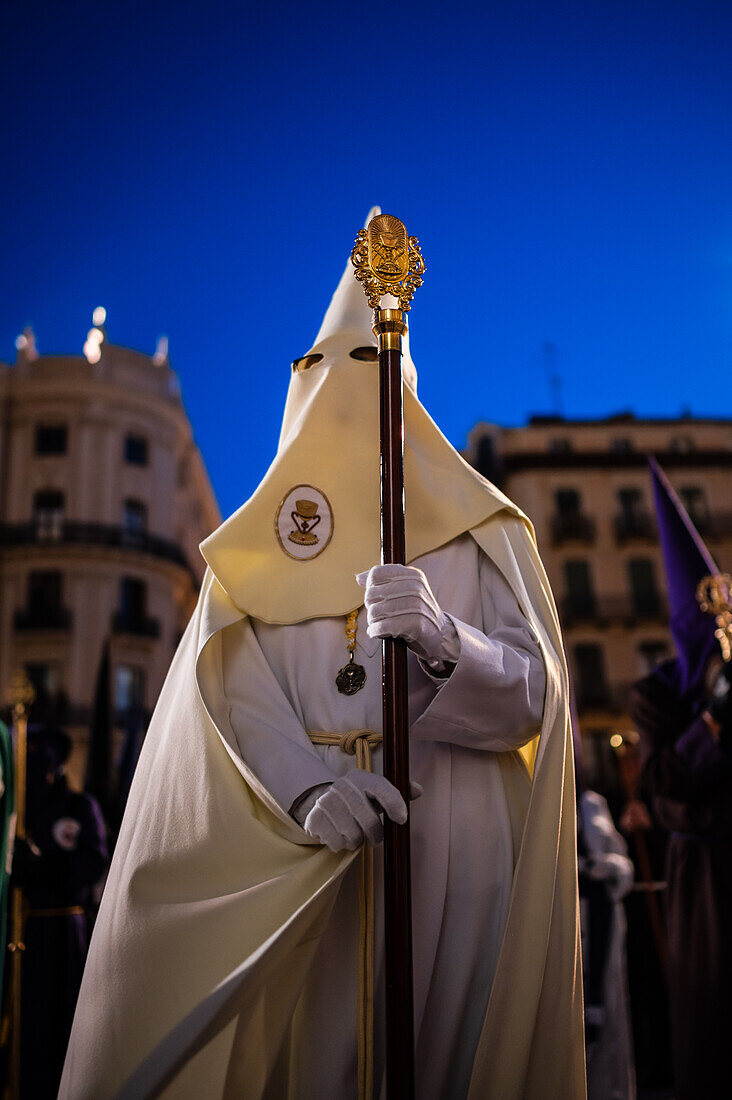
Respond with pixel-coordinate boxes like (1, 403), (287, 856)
(351, 214), (424, 1100)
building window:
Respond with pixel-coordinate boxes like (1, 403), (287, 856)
(556, 488), (581, 518)
(574, 644), (609, 709)
(124, 434), (148, 466)
(14, 570), (70, 631)
(548, 438), (572, 454)
(119, 577), (147, 619)
(670, 436), (695, 453)
(24, 662), (65, 722)
(638, 641), (670, 676)
(615, 487), (653, 539)
(610, 438), (634, 453)
(123, 499), (148, 533)
(35, 424), (67, 455)
(628, 558), (661, 616)
(475, 436), (500, 482)
(113, 577), (159, 638)
(25, 662), (61, 699)
(28, 569), (63, 614)
(33, 489), (65, 539)
(618, 488), (643, 521)
(114, 665), (146, 716)
(552, 488), (594, 543)
(563, 560), (596, 618)
(678, 487), (709, 531)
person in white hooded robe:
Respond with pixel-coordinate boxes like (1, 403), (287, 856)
(60, 209), (585, 1100)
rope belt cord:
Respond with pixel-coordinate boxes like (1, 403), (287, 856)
(308, 729), (383, 1100)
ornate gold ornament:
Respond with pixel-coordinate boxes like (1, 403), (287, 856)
(336, 608), (367, 695)
(4, 668), (35, 719)
(351, 214), (425, 311)
(275, 484), (334, 561)
(696, 572), (732, 663)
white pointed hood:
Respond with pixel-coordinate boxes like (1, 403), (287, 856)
(200, 210), (524, 624)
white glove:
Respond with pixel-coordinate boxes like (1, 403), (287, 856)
(302, 770), (415, 852)
(586, 851), (635, 902)
(356, 564), (460, 668)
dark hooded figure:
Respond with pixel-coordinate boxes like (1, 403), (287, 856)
(630, 659), (732, 1100)
(629, 459), (732, 1100)
(13, 724), (108, 1099)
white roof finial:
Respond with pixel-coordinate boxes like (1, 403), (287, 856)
(15, 326), (38, 361)
(83, 308), (106, 364)
(153, 335), (169, 365)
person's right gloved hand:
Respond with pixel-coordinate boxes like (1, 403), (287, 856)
(303, 770), (419, 852)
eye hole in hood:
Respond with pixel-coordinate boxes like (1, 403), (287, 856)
(291, 353), (324, 373)
(349, 346), (378, 362)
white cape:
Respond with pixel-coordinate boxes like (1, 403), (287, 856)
(60, 513), (585, 1099)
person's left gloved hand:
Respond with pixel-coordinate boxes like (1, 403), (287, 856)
(356, 564), (460, 668)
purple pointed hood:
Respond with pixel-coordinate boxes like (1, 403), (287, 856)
(649, 456), (719, 697)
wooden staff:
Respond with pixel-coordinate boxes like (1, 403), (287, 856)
(3, 669), (35, 1099)
(612, 734), (668, 982)
(352, 214), (425, 1098)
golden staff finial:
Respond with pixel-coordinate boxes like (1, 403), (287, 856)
(4, 669), (36, 723)
(351, 213), (425, 311)
(696, 573), (732, 663)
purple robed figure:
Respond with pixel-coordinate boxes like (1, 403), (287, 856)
(629, 457), (732, 1100)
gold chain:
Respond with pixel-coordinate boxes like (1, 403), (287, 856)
(345, 608), (358, 654)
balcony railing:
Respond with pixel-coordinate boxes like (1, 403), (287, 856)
(614, 511), (656, 542)
(561, 594), (667, 627)
(111, 611), (161, 639)
(550, 514), (596, 545)
(13, 606), (73, 631)
(0, 520), (190, 571)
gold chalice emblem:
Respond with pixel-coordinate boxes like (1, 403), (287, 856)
(288, 499), (321, 546)
(373, 230), (405, 277)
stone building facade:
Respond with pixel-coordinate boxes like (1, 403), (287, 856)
(465, 413), (732, 789)
(0, 324), (220, 784)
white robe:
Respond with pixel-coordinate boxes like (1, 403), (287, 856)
(221, 533), (545, 1098)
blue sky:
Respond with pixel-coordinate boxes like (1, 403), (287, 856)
(2, 0), (731, 518)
